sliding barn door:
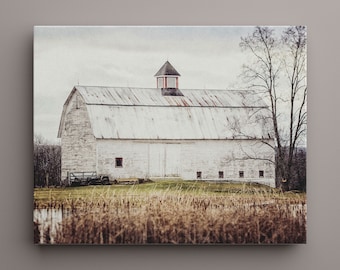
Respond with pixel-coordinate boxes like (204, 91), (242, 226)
(148, 143), (181, 177)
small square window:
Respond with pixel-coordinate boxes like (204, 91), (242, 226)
(196, 171), (202, 179)
(239, 171), (244, 178)
(259, 170), (264, 178)
(115, 157), (123, 168)
(219, 171), (224, 178)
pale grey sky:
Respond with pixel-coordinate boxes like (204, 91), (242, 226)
(34, 26), (290, 143)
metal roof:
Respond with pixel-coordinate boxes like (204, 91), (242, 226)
(154, 61), (181, 77)
(86, 105), (272, 140)
(75, 86), (268, 108)
(58, 86), (274, 140)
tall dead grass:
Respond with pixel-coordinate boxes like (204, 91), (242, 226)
(34, 187), (306, 244)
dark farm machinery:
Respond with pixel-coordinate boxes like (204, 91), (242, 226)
(63, 171), (151, 187)
(65, 171), (111, 187)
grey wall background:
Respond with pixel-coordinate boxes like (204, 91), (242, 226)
(0, 1), (339, 269)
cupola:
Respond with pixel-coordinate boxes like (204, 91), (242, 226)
(155, 61), (183, 96)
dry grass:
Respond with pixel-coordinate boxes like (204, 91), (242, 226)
(34, 182), (306, 245)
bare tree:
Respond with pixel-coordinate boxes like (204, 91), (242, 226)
(240, 26), (307, 190)
(281, 26), (307, 188)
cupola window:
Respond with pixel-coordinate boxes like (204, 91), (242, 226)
(166, 77), (177, 88)
(157, 77), (164, 88)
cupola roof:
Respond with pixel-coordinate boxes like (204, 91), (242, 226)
(154, 61), (181, 77)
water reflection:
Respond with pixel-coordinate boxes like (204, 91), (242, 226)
(33, 208), (65, 244)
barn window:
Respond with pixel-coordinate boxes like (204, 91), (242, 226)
(196, 171), (202, 179)
(259, 170), (264, 178)
(115, 158), (123, 168)
(219, 171), (224, 178)
(239, 171), (244, 178)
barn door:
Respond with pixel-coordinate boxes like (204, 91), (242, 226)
(164, 143), (180, 177)
(148, 143), (180, 177)
(148, 144), (164, 177)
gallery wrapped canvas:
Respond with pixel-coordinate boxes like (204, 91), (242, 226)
(33, 26), (306, 244)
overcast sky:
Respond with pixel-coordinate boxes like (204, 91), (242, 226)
(34, 26), (279, 143)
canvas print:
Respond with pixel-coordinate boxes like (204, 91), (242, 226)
(33, 26), (307, 244)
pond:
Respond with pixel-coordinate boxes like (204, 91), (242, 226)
(33, 208), (67, 244)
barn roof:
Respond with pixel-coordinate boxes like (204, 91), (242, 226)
(75, 86), (268, 107)
(58, 86), (274, 140)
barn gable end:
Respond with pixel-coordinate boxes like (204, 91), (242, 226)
(58, 88), (97, 180)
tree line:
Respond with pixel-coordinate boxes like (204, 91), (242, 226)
(279, 146), (306, 191)
(34, 134), (61, 187)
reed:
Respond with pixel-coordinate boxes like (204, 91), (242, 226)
(34, 182), (306, 244)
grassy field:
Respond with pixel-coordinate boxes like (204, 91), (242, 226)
(33, 180), (306, 245)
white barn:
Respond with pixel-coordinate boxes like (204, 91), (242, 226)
(58, 61), (276, 187)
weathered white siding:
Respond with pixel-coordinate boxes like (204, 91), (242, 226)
(96, 139), (275, 187)
(60, 92), (97, 180)
(180, 140), (275, 185)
